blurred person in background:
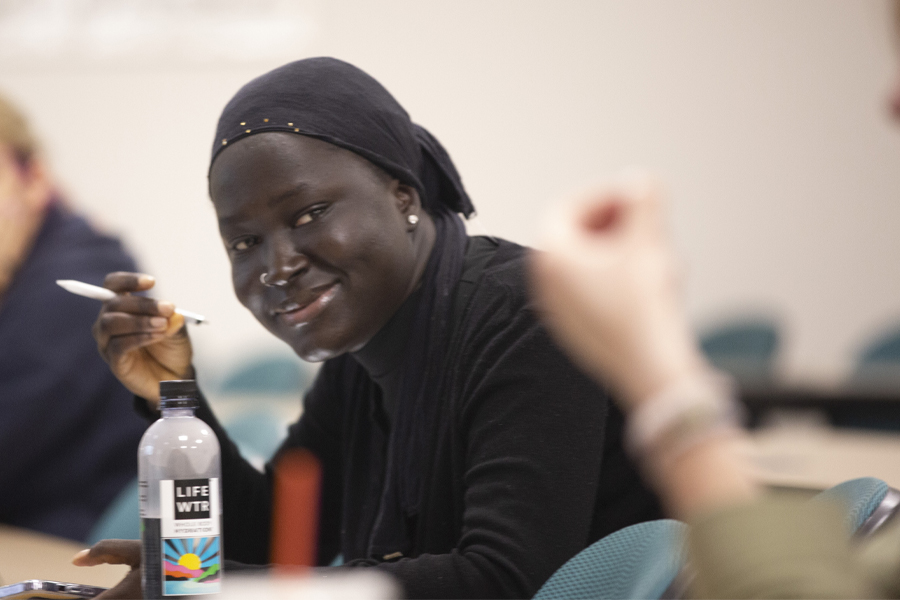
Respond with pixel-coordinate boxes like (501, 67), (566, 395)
(530, 1), (900, 593)
(0, 93), (146, 541)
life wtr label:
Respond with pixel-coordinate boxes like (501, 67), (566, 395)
(160, 478), (221, 595)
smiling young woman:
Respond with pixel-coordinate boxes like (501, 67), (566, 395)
(209, 132), (434, 362)
(86, 58), (661, 599)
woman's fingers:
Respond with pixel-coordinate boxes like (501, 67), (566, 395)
(607, 171), (666, 242)
(91, 272), (194, 403)
(98, 313), (170, 337)
(94, 313), (171, 358)
(105, 294), (174, 317)
(72, 539), (141, 568)
(103, 271), (156, 294)
(95, 568), (143, 599)
(100, 314), (185, 363)
(533, 173), (707, 406)
(579, 200), (624, 234)
(93, 295), (178, 355)
(105, 331), (169, 359)
(165, 312), (186, 336)
(569, 174), (663, 243)
(74, 541), (144, 599)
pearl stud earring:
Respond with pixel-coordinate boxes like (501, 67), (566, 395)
(408, 214), (419, 226)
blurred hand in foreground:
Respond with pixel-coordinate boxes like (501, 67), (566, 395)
(529, 172), (708, 410)
(531, 173), (759, 520)
(92, 271), (193, 405)
(73, 539), (143, 599)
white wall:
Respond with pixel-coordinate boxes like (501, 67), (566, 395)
(2, 0), (899, 387)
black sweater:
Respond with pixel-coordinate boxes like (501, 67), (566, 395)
(189, 237), (661, 598)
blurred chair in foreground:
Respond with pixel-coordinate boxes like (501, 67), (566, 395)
(533, 519), (688, 600)
(533, 478), (900, 600)
(700, 318), (780, 386)
(814, 477), (900, 538)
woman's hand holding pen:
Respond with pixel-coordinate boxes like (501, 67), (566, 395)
(92, 271), (194, 406)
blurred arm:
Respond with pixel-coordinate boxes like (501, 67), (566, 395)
(530, 174), (758, 520)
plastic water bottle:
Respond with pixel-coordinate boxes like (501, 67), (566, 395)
(139, 380), (223, 598)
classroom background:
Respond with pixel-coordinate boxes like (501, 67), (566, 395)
(5, 2), (900, 590)
(2, 0), (899, 404)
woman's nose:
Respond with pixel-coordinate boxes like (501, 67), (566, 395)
(261, 236), (309, 287)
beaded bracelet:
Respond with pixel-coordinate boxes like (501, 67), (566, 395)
(625, 370), (744, 463)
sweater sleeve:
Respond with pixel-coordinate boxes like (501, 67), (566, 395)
(688, 497), (880, 599)
(369, 286), (611, 598)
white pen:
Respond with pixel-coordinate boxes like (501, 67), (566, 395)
(56, 279), (207, 325)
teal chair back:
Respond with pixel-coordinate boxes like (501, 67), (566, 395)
(223, 409), (287, 462)
(533, 519), (687, 600)
(700, 319), (779, 385)
(851, 326), (900, 392)
(84, 478), (140, 544)
(219, 355), (309, 396)
(217, 354), (311, 464)
(860, 328), (900, 364)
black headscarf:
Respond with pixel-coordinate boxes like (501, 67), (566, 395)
(211, 57), (473, 218)
(211, 57), (475, 551)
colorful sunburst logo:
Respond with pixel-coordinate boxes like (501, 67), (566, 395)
(163, 536), (220, 589)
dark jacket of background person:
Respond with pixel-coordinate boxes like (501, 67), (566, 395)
(0, 201), (147, 541)
(135, 238), (661, 599)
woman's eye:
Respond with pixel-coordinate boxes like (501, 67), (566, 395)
(231, 237), (257, 252)
(294, 206), (326, 227)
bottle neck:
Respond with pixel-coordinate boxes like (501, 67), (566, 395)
(161, 407), (196, 418)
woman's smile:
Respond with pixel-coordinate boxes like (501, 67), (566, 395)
(270, 281), (340, 328)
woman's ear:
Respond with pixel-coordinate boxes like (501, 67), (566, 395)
(392, 181), (422, 220)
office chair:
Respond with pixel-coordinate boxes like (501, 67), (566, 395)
(533, 519), (687, 600)
(84, 479), (140, 544)
(814, 477), (900, 536)
(218, 354), (310, 396)
(699, 318), (780, 385)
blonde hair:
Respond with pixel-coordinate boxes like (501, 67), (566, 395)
(0, 93), (38, 164)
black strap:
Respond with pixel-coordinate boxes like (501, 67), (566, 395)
(450, 236), (500, 331)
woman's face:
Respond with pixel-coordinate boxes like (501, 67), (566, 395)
(209, 132), (426, 361)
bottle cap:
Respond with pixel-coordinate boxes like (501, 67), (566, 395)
(159, 379), (199, 409)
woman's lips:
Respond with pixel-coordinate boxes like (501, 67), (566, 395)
(275, 283), (340, 327)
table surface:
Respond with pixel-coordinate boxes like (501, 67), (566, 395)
(750, 425), (900, 490)
(0, 525), (128, 589)
(1, 425), (898, 589)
